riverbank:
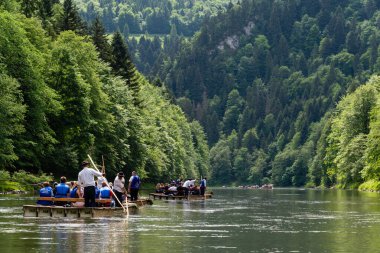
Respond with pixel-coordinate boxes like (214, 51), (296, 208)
(0, 170), (53, 194)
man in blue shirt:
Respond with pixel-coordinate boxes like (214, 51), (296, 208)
(128, 171), (141, 201)
(200, 177), (207, 196)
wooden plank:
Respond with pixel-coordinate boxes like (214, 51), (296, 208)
(37, 206), (51, 217)
(78, 208), (93, 218)
(23, 205), (38, 217)
(65, 208), (79, 218)
(51, 207), (65, 218)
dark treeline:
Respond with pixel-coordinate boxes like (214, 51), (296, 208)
(154, 0), (380, 189)
(0, 0), (210, 182)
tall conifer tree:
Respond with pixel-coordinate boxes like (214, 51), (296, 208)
(61, 0), (87, 35)
(91, 16), (112, 63)
(111, 31), (140, 106)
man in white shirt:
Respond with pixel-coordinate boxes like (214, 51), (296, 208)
(77, 160), (102, 207)
(113, 172), (126, 207)
(182, 179), (192, 196)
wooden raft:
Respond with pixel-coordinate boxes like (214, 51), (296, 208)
(23, 204), (139, 218)
(149, 193), (213, 200)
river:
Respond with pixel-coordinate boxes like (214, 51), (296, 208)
(1, 188), (380, 252)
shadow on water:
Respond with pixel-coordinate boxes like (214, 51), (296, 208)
(1, 188), (380, 252)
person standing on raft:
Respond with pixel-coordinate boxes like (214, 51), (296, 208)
(113, 172), (126, 207)
(128, 171), (141, 201)
(77, 160), (102, 207)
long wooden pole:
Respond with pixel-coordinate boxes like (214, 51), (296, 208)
(102, 155), (105, 174)
(87, 154), (129, 216)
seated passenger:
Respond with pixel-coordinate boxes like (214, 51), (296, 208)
(168, 184), (177, 192)
(55, 176), (70, 198)
(99, 182), (113, 207)
(70, 182), (79, 198)
(55, 176), (70, 206)
(100, 182), (112, 198)
(164, 183), (171, 195)
(37, 182), (53, 206)
(155, 183), (162, 193)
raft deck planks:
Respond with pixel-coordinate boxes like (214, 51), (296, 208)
(23, 204), (139, 218)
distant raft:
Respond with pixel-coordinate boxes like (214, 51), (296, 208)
(149, 192), (213, 200)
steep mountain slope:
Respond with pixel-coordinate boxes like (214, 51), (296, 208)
(160, 0), (380, 186)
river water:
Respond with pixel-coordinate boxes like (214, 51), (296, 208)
(1, 188), (380, 252)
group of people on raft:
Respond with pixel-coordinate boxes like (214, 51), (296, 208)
(155, 177), (207, 196)
(37, 160), (141, 208)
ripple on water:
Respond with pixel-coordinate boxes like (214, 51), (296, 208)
(0, 207), (22, 213)
(208, 246), (237, 249)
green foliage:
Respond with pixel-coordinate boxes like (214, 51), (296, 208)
(0, 2), (210, 183)
(61, 0), (86, 35)
(10, 169), (53, 191)
(152, 0), (380, 188)
(0, 72), (26, 168)
(75, 0), (233, 36)
(0, 10), (61, 170)
(0, 169), (52, 192)
(111, 31), (141, 106)
(326, 80), (378, 187)
(358, 180), (380, 192)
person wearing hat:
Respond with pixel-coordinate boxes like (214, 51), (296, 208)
(77, 160), (102, 207)
(113, 172), (126, 207)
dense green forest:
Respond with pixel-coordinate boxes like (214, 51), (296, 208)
(75, 0), (380, 189)
(0, 0), (209, 182)
(73, 0), (234, 78)
(157, 0), (380, 188)
(75, 0), (232, 36)
(3, 0), (380, 190)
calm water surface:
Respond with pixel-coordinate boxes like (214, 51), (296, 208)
(1, 188), (380, 253)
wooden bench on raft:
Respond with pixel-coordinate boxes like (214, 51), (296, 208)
(37, 197), (112, 204)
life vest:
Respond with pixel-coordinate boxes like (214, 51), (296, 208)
(37, 187), (53, 205)
(200, 179), (206, 187)
(70, 187), (78, 198)
(130, 176), (140, 189)
(100, 187), (111, 199)
(55, 183), (70, 198)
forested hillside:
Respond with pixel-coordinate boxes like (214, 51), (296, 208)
(0, 0), (209, 181)
(75, 0), (232, 36)
(156, 0), (380, 188)
(74, 0), (233, 77)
